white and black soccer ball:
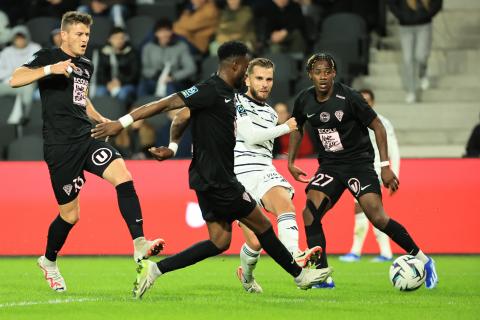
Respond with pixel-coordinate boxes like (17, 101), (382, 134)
(389, 255), (426, 291)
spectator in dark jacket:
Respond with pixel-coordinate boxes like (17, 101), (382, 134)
(388, 0), (442, 103)
(94, 27), (139, 106)
(258, 0), (307, 53)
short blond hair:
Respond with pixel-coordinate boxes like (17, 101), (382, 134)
(61, 11), (93, 31)
(246, 58), (275, 75)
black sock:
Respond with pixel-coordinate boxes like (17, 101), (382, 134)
(305, 222), (328, 268)
(45, 215), (74, 261)
(116, 181), (144, 239)
(382, 219), (419, 255)
(257, 227), (302, 278)
(157, 240), (222, 274)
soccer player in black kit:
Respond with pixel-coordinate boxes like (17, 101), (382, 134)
(92, 41), (332, 298)
(9, 11), (164, 292)
(288, 53), (438, 289)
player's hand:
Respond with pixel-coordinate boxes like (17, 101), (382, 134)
(288, 165), (309, 183)
(149, 146), (174, 161)
(381, 167), (400, 195)
(285, 117), (298, 132)
(91, 121), (123, 139)
(51, 59), (78, 77)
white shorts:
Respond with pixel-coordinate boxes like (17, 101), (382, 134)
(237, 166), (294, 208)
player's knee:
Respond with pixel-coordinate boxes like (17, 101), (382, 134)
(60, 207), (80, 224)
(368, 214), (389, 230)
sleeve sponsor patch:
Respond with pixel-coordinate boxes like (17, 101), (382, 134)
(181, 86), (199, 98)
(236, 103), (248, 117)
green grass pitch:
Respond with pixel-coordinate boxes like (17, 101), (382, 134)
(1, 256), (479, 320)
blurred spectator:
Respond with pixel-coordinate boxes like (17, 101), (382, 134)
(464, 114), (480, 158)
(388, 0), (443, 104)
(94, 27), (139, 106)
(78, 0), (129, 27)
(0, 0), (30, 25)
(138, 19), (197, 98)
(272, 102), (315, 158)
(209, 0), (256, 55)
(0, 10), (10, 50)
(29, 0), (80, 19)
(156, 110), (192, 159)
(50, 28), (62, 48)
(173, 0), (219, 54)
(0, 26), (41, 123)
(258, 0), (307, 54)
(113, 117), (156, 159)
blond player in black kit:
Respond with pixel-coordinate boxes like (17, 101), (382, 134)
(288, 53), (438, 289)
(9, 11), (164, 292)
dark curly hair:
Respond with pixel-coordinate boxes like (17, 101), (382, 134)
(217, 41), (249, 62)
(306, 53), (337, 72)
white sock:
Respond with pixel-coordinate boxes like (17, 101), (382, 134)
(277, 212), (299, 255)
(415, 250), (429, 264)
(151, 263), (162, 279)
(240, 243), (260, 282)
(350, 212), (369, 256)
(373, 227), (392, 258)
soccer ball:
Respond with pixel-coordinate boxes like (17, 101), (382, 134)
(389, 255), (426, 291)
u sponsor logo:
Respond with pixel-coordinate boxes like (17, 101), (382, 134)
(92, 148), (112, 166)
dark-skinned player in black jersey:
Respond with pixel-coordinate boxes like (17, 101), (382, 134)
(288, 53), (438, 289)
(92, 41), (332, 298)
(9, 11), (164, 292)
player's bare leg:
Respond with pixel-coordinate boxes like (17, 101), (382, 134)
(358, 193), (438, 288)
(103, 158), (164, 262)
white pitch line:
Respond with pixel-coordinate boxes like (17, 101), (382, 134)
(0, 297), (101, 308)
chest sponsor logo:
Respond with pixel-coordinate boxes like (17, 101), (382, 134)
(73, 77), (88, 107)
(320, 112), (330, 122)
(317, 128), (344, 152)
(181, 86), (198, 98)
(335, 110), (344, 122)
(91, 148), (113, 166)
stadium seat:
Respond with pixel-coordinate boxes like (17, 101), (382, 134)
(26, 17), (60, 47)
(135, 3), (178, 21)
(23, 100), (43, 136)
(91, 96), (126, 120)
(131, 95), (169, 129)
(89, 16), (113, 48)
(200, 56), (219, 81)
(0, 96), (16, 126)
(268, 80), (291, 106)
(317, 13), (369, 77)
(7, 134), (44, 161)
(126, 16), (155, 50)
(264, 53), (297, 81)
(0, 125), (16, 160)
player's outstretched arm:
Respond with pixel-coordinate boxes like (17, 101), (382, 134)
(288, 128), (309, 183)
(149, 107), (191, 161)
(237, 116), (297, 145)
(369, 117), (399, 193)
(10, 59), (77, 88)
(91, 93), (186, 139)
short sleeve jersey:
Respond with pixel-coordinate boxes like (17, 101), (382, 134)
(293, 82), (377, 165)
(178, 75), (238, 190)
(24, 48), (93, 145)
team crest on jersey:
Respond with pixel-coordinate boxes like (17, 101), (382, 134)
(320, 112), (330, 122)
(73, 67), (83, 76)
(181, 86), (198, 98)
(63, 184), (73, 196)
(335, 110), (344, 122)
(347, 178), (361, 196)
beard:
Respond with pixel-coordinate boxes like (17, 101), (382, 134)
(250, 87), (268, 102)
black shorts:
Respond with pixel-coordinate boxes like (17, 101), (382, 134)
(195, 182), (257, 224)
(44, 138), (122, 205)
(306, 162), (381, 207)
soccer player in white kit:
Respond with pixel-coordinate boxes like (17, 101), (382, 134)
(234, 58), (321, 293)
(339, 88), (401, 263)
